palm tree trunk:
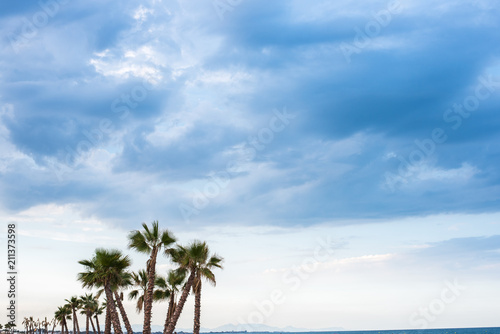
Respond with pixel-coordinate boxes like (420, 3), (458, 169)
(51, 322), (56, 334)
(143, 247), (158, 334)
(104, 304), (111, 334)
(94, 315), (101, 334)
(164, 270), (195, 334)
(162, 293), (175, 334)
(86, 314), (90, 334)
(64, 320), (70, 334)
(75, 312), (81, 334)
(113, 291), (134, 334)
(72, 310), (77, 334)
(104, 283), (123, 334)
(89, 316), (97, 334)
(193, 279), (202, 334)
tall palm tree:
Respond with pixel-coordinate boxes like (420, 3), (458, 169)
(78, 249), (131, 334)
(191, 244), (223, 334)
(65, 296), (81, 334)
(156, 270), (186, 334)
(54, 305), (72, 334)
(79, 294), (98, 334)
(128, 221), (176, 334)
(164, 241), (222, 334)
(128, 270), (148, 313)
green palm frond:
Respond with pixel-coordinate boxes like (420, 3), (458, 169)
(128, 230), (151, 253)
(128, 290), (139, 300)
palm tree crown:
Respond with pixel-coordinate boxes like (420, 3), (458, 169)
(78, 249), (132, 334)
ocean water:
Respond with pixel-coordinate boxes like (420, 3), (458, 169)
(205, 329), (500, 334)
(302, 329), (499, 334)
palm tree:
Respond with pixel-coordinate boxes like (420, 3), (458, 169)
(65, 296), (81, 334)
(54, 305), (72, 334)
(36, 318), (41, 334)
(112, 287), (134, 334)
(4, 323), (14, 334)
(156, 270), (186, 334)
(128, 270), (148, 313)
(97, 273), (134, 334)
(50, 318), (57, 334)
(41, 317), (50, 334)
(93, 302), (106, 334)
(21, 318), (29, 334)
(79, 294), (98, 334)
(23, 317), (34, 334)
(164, 241), (222, 334)
(104, 300), (111, 334)
(78, 249), (131, 334)
(128, 221), (176, 334)
(191, 244), (223, 334)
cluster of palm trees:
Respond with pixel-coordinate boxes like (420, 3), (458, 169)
(50, 221), (223, 334)
(52, 294), (106, 334)
(20, 317), (60, 334)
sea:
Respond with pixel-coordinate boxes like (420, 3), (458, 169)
(199, 329), (500, 334)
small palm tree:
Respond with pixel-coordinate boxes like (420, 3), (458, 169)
(156, 270), (186, 334)
(21, 318), (29, 334)
(54, 305), (72, 334)
(36, 318), (41, 334)
(112, 278), (134, 334)
(128, 221), (176, 334)
(50, 318), (57, 334)
(4, 323), (14, 334)
(79, 294), (98, 334)
(93, 301), (106, 334)
(41, 317), (50, 334)
(128, 270), (148, 313)
(78, 249), (131, 334)
(24, 317), (34, 334)
(65, 296), (81, 334)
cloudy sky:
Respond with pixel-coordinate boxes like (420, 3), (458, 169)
(1, 0), (500, 331)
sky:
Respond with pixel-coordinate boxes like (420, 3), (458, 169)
(1, 0), (500, 331)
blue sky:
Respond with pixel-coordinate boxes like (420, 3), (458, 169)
(1, 0), (500, 331)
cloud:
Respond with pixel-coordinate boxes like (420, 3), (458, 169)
(0, 0), (499, 228)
